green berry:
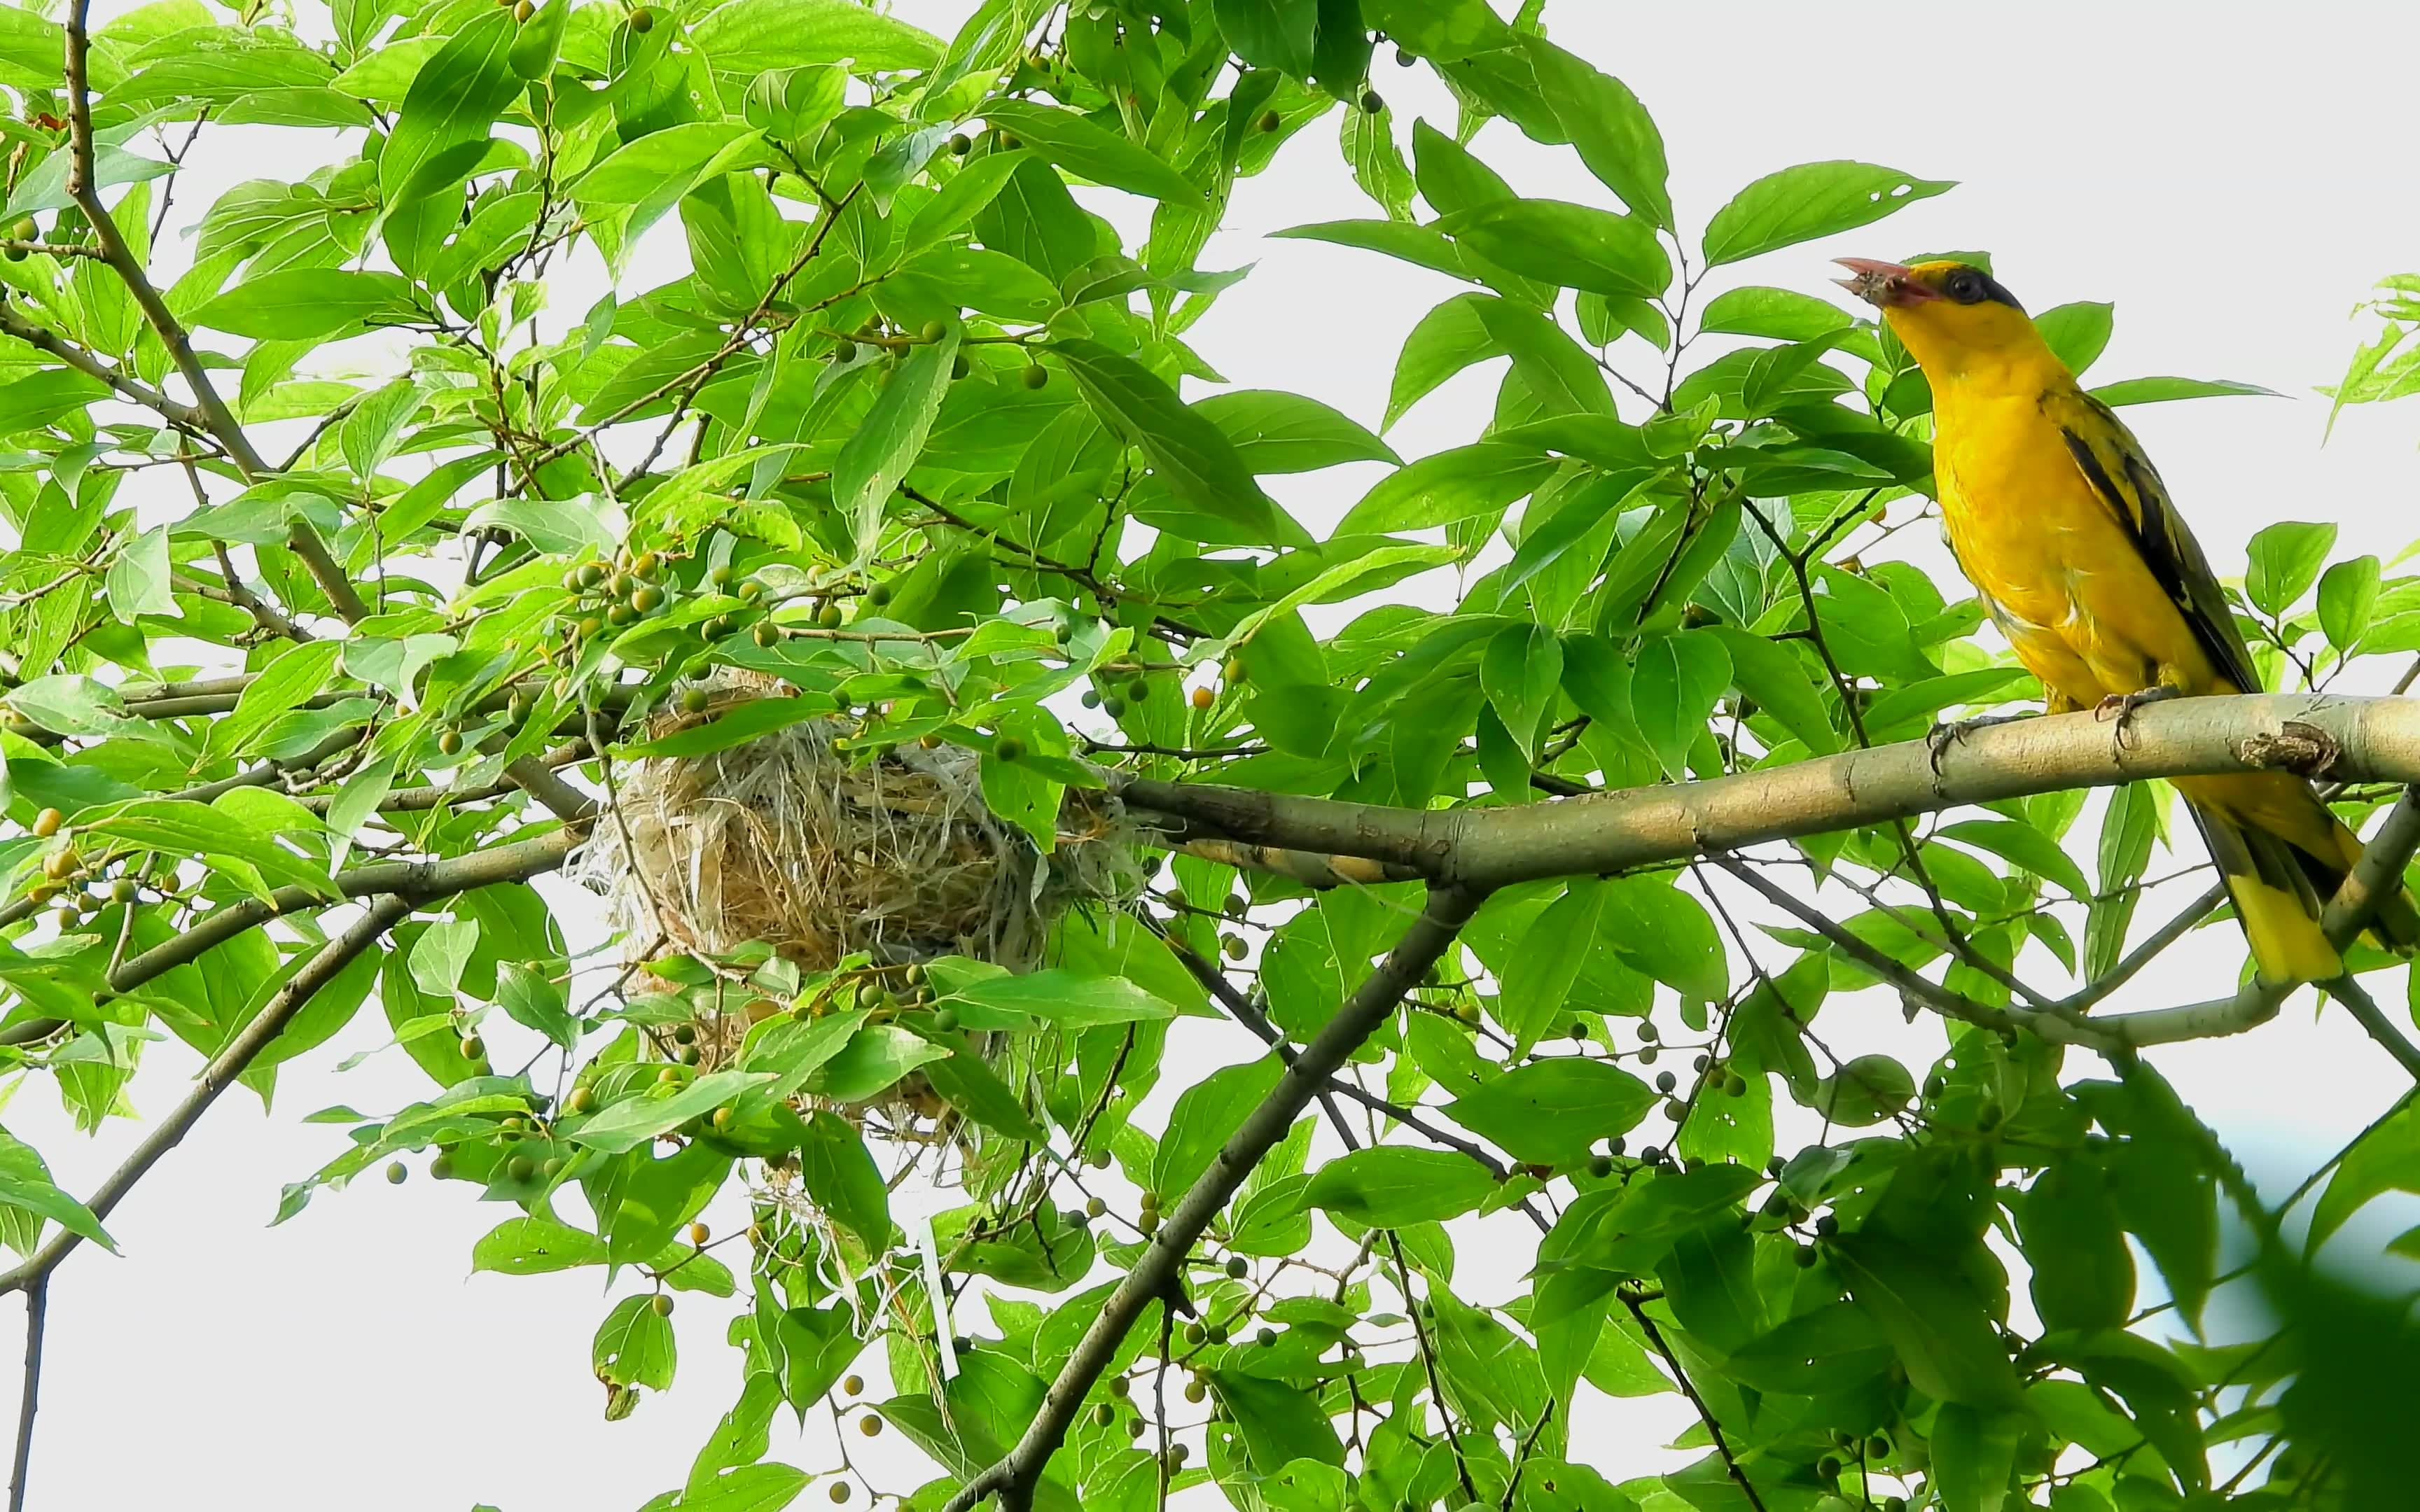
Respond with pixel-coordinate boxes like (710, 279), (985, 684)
(385, 1160), (408, 1184)
(459, 1035), (485, 1060)
(994, 736), (1026, 763)
(507, 1156), (536, 1182)
(1021, 364), (1048, 390)
(652, 1292), (674, 1315)
(918, 319), (947, 344)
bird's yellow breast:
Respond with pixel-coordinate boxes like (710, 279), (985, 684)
(1932, 384), (2229, 710)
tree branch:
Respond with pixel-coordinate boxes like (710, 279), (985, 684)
(6, 1280), (43, 1512)
(62, 0), (365, 623)
(0, 830), (573, 1047)
(0, 893), (412, 1298)
(1113, 694), (2420, 892)
(938, 886), (1482, 1512)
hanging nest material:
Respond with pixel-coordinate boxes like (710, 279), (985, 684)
(580, 678), (1144, 973)
(574, 676), (1146, 1130)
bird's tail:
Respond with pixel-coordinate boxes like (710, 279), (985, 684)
(2176, 773), (2420, 985)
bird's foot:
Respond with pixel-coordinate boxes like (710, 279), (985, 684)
(2094, 685), (2184, 752)
(1926, 711), (2037, 777)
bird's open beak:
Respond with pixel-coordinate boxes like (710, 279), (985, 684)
(1834, 257), (1935, 308)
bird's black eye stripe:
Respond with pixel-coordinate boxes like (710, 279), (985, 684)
(1942, 265), (2025, 312)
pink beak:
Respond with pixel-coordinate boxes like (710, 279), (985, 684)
(1834, 257), (1936, 308)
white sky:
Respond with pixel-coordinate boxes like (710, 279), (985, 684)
(13, 3), (2420, 1508)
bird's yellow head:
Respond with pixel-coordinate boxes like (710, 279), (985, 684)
(1835, 258), (2052, 382)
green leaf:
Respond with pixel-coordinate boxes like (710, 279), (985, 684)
(797, 1111), (890, 1247)
(1705, 626), (1836, 756)
(593, 1293), (676, 1392)
(1338, 440), (1555, 534)
(1443, 1058), (1655, 1166)
(1274, 218), (1473, 282)
(2034, 301), (2114, 375)
(2319, 554), (2382, 653)
(1700, 160), (1955, 267)
(407, 916), (478, 997)
(498, 960), (578, 1049)
(1934, 818), (2091, 900)
(1386, 292), (1501, 428)
(1473, 296), (1613, 416)
(191, 268), (417, 339)
(805, 1026), (945, 1103)
(574, 121), (765, 248)
(836, 328), (960, 560)
(1214, 0), (1316, 76)
(1304, 1146), (1496, 1226)
(2088, 375), (2279, 407)
(1629, 629), (1730, 780)
(1340, 100), (1414, 221)
(1153, 1052), (1285, 1200)
(1435, 200), (1670, 298)
(1480, 623), (1562, 761)
(1812, 1054), (1913, 1127)
(1697, 286), (1854, 342)
(688, 0), (941, 72)
(377, 10), (521, 272)
(2087, 779), (2165, 979)
(1057, 340), (1300, 545)
(1930, 1404), (2023, 1512)
(982, 102), (1204, 206)
(1193, 390), (1399, 473)
(88, 797), (334, 900)
(101, 522), (173, 623)
(2246, 519), (2337, 615)
(473, 1215), (608, 1275)
(0, 1130), (114, 1254)
(1832, 1231), (2023, 1408)
(1522, 37), (1670, 229)
(945, 968), (1192, 1027)
(1599, 875), (1726, 1001)
(922, 1049), (1048, 1144)
(571, 1071), (774, 1155)
(462, 491), (628, 559)
(620, 695), (833, 759)
(207, 638), (344, 764)
(2019, 1158), (2134, 1332)
(1205, 1371), (1345, 1474)
(1496, 878), (1606, 1052)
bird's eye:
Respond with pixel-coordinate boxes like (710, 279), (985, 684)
(1947, 270), (1984, 303)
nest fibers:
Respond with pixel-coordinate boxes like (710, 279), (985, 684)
(576, 685), (1146, 977)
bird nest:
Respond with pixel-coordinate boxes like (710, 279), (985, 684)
(576, 680), (1143, 981)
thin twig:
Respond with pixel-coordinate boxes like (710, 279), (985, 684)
(1386, 1228), (1478, 1504)
(1626, 1295), (1769, 1512)
(0, 895), (412, 1298)
(938, 887), (1482, 1512)
(6, 1281), (43, 1512)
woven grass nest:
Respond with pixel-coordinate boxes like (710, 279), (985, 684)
(576, 677), (1144, 1112)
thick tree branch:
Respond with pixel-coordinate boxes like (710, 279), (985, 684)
(1115, 694), (2420, 892)
(0, 894), (412, 1298)
(939, 886), (1482, 1512)
(0, 302), (204, 432)
(0, 830), (573, 1047)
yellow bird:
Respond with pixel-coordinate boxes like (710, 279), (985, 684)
(1837, 256), (2416, 984)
